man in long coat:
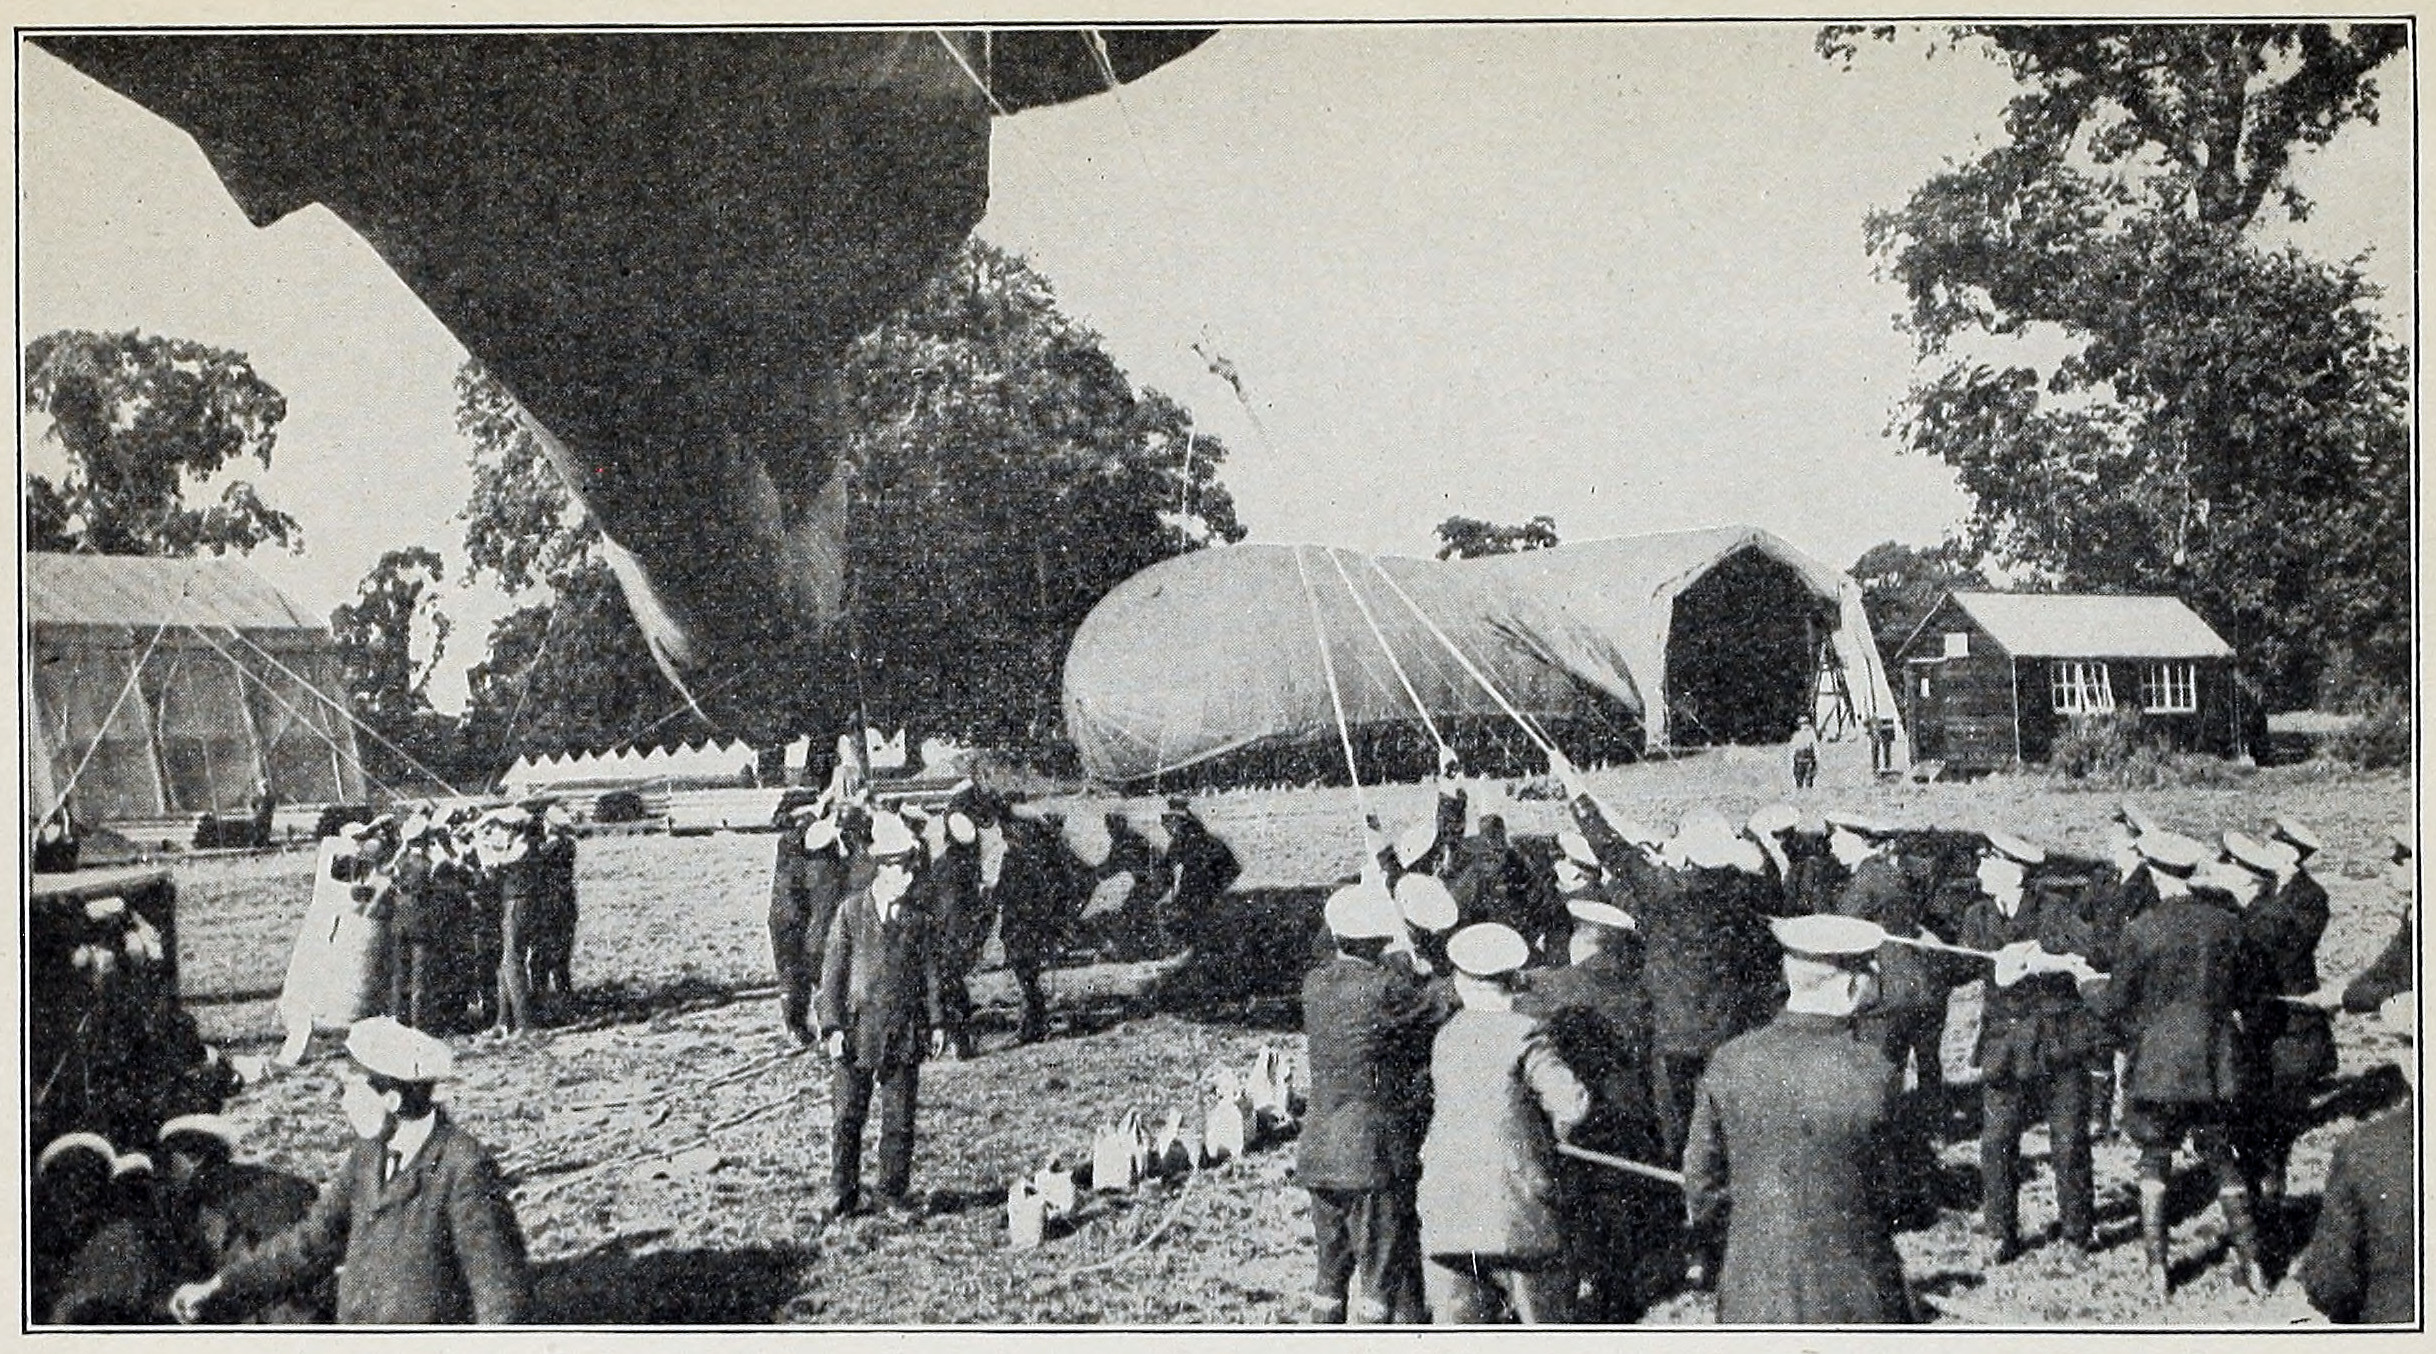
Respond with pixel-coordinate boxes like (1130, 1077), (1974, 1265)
(1683, 913), (1926, 1325)
(816, 812), (948, 1217)
(767, 797), (831, 1045)
(1298, 882), (1441, 1324)
(1415, 923), (1590, 1324)
(170, 1018), (532, 1324)
(1826, 812), (1953, 1137)
(1516, 899), (1667, 1322)
(2088, 839), (2269, 1300)
(1157, 797), (1241, 957)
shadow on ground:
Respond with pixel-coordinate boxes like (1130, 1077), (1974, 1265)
(534, 1235), (809, 1324)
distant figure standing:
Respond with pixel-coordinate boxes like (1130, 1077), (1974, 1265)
(1684, 913), (1925, 1325)
(1790, 718), (1819, 789)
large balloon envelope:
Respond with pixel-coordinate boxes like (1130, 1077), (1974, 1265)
(35, 29), (1213, 724)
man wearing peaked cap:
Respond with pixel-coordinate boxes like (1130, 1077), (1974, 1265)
(1416, 923), (1590, 1323)
(171, 1016), (531, 1325)
(1518, 897), (1663, 1321)
(2223, 829), (2337, 1211)
(1828, 812), (1950, 1152)
(2087, 826), (2272, 1301)
(2335, 828), (2416, 1015)
(2266, 815), (2324, 863)
(1153, 795), (1241, 962)
(1958, 829), (2100, 1262)
(815, 808), (948, 1221)
(156, 1116), (328, 1324)
(1300, 878), (1445, 1323)
(1682, 911), (1924, 1324)
(2113, 800), (2157, 836)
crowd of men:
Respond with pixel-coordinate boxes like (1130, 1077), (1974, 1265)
(30, 748), (2415, 1327)
(1292, 751), (2418, 1324)
(301, 801), (584, 1042)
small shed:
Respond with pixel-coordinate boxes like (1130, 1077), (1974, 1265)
(1892, 591), (2245, 772)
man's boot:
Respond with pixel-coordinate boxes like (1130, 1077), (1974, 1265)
(2220, 1186), (2270, 1294)
(2139, 1178), (2172, 1303)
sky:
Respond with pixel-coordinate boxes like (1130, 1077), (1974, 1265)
(17, 25), (2413, 713)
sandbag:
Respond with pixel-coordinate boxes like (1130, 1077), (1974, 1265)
(1204, 1066), (1250, 1165)
(1007, 1178), (1047, 1250)
(1093, 1110), (1148, 1192)
(275, 839), (391, 1061)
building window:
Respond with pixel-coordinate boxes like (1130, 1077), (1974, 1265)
(2140, 662), (2198, 713)
(2050, 661), (2115, 715)
(1942, 632), (1970, 659)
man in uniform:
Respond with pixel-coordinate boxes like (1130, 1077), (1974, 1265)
(156, 1114), (328, 1323)
(2088, 836), (2269, 1300)
(1957, 831), (2101, 1261)
(2338, 827), (2413, 1013)
(169, 1017), (532, 1324)
(1556, 759), (1776, 1163)
(1683, 913), (1925, 1325)
(2296, 994), (2416, 1324)
(2225, 829), (2337, 1214)
(1415, 923), (1590, 1324)
(768, 794), (830, 1045)
(815, 812), (947, 1220)
(1826, 811), (1954, 1140)
(1517, 898), (1666, 1322)
(1157, 797), (1241, 959)
(1298, 881), (1440, 1324)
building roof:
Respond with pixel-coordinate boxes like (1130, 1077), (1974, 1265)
(1947, 591), (2234, 660)
(26, 553), (326, 632)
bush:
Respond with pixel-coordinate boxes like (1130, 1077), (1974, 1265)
(2325, 688), (2414, 770)
(2048, 713), (2252, 789)
(594, 789), (648, 823)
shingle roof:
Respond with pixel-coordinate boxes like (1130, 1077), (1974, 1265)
(25, 552), (325, 631)
(1949, 591), (2233, 660)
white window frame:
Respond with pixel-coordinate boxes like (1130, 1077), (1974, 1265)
(2139, 661), (2198, 714)
(2050, 660), (2115, 715)
(1942, 632), (1970, 659)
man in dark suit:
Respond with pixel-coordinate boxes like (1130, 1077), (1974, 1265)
(1826, 811), (1954, 1138)
(1684, 913), (1928, 1325)
(816, 811), (947, 1219)
(1157, 797), (1242, 958)
(2225, 830), (2337, 1211)
(1517, 898), (1667, 1322)
(156, 1114), (329, 1323)
(1298, 881), (1441, 1323)
(2297, 994), (2416, 1324)
(2089, 838), (2270, 1301)
(170, 1018), (532, 1324)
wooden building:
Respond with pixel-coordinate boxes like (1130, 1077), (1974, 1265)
(1893, 591), (2245, 773)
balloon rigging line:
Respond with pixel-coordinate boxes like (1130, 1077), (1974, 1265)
(932, 29), (1016, 119)
(42, 600), (179, 828)
(171, 621), (414, 805)
(1290, 545), (1372, 832)
(1363, 559), (1560, 759)
(197, 609), (465, 798)
(1322, 547), (1455, 764)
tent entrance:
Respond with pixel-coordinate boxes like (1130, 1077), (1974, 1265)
(1662, 548), (1836, 748)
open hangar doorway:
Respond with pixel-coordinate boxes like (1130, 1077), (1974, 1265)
(1660, 545), (1842, 748)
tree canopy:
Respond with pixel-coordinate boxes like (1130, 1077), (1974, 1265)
(1434, 514), (1559, 560)
(23, 329), (297, 556)
(1849, 538), (1990, 670)
(452, 239), (1247, 766)
(1830, 23), (2411, 708)
(329, 547), (464, 794)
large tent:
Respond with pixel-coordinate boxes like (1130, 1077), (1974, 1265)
(1061, 525), (1905, 784)
(27, 553), (366, 826)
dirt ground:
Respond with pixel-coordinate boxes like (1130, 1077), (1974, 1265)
(171, 747), (2414, 1326)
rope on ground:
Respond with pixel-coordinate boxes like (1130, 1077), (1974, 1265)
(1053, 1163), (1202, 1282)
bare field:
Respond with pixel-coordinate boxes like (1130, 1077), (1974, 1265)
(171, 751), (2414, 1325)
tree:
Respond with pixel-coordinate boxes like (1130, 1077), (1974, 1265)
(1829, 24), (2411, 708)
(837, 240), (1248, 746)
(1849, 539), (1989, 669)
(23, 329), (297, 556)
(1434, 514), (1559, 560)
(452, 239), (1248, 760)
(452, 361), (683, 767)
(330, 547), (462, 794)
